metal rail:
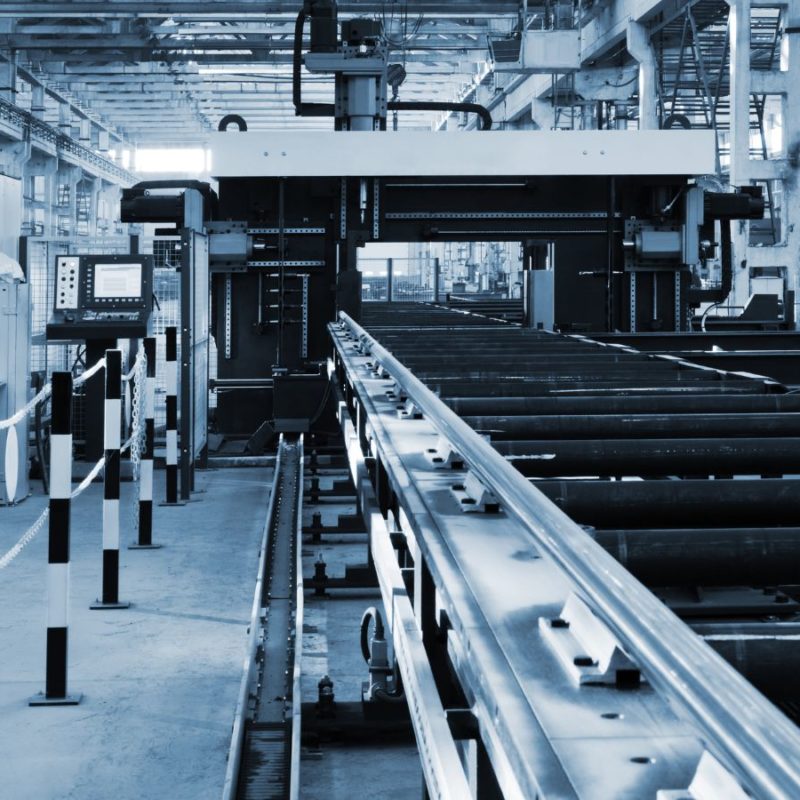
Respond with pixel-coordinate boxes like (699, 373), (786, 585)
(222, 435), (304, 800)
(336, 310), (800, 800)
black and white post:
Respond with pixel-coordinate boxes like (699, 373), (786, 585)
(130, 337), (161, 548)
(30, 372), (81, 705)
(164, 326), (179, 505)
(91, 349), (130, 610)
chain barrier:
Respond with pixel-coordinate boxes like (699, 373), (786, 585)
(0, 350), (145, 571)
(71, 456), (105, 499)
(0, 355), (107, 433)
(72, 356), (106, 388)
(127, 348), (147, 479)
(0, 385), (51, 432)
(0, 507), (49, 570)
(124, 348), (147, 535)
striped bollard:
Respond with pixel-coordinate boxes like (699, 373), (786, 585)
(163, 326), (181, 505)
(91, 349), (130, 610)
(130, 337), (161, 549)
(30, 372), (82, 706)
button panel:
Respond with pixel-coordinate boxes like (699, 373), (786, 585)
(55, 256), (80, 309)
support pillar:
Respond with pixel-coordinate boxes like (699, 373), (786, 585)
(0, 53), (17, 104)
(31, 85), (45, 120)
(729, 0), (753, 308)
(627, 22), (658, 130)
(29, 372), (82, 706)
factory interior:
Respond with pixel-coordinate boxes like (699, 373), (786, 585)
(3, 0), (800, 798)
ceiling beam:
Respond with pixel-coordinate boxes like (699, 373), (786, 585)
(0, 2), (519, 18)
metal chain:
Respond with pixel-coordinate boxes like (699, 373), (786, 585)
(0, 507), (49, 570)
(0, 384), (51, 432)
(0, 354), (106, 431)
(124, 347), (147, 536)
(72, 456), (105, 499)
(128, 348), (147, 479)
(0, 352), (119, 570)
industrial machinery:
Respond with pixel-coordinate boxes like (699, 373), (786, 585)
(119, 0), (763, 445)
(202, 128), (762, 440)
(116, 3), (800, 798)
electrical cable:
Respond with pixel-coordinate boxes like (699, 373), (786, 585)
(293, 8), (336, 118)
(388, 100), (493, 130)
(360, 605), (384, 662)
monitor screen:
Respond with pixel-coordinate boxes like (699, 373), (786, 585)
(93, 262), (143, 300)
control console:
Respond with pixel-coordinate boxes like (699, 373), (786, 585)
(47, 254), (154, 341)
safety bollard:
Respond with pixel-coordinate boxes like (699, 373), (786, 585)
(30, 372), (82, 705)
(130, 336), (162, 548)
(91, 349), (129, 610)
(164, 326), (180, 505)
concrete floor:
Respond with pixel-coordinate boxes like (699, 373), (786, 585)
(0, 464), (423, 799)
(0, 468), (269, 800)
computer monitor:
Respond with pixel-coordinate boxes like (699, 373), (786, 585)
(92, 262), (144, 301)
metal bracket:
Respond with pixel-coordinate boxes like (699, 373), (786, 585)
(397, 398), (421, 420)
(340, 178), (347, 240)
(301, 274), (309, 359)
(658, 751), (750, 800)
(224, 274), (233, 359)
(451, 470), (499, 513)
(539, 593), (643, 687)
(372, 178), (380, 240)
(365, 359), (389, 379)
(425, 435), (464, 470)
(247, 260), (325, 268)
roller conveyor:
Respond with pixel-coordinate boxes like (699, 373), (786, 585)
(329, 301), (800, 800)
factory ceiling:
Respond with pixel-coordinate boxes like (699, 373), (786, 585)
(0, 1), (524, 144)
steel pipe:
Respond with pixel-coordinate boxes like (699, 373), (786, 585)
(448, 394), (800, 416)
(464, 412), (800, 439)
(337, 312), (800, 799)
(494, 437), (800, 477)
(692, 623), (800, 701)
(535, 479), (800, 527)
(593, 527), (800, 585)
(430, 380), (758, 398)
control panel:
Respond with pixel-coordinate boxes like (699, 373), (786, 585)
(55, 256), (81, 309)
(47, 253), (154, 341)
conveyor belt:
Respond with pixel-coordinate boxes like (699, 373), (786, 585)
(223, 436), (304, 800)
(329, 302), (800, 800)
